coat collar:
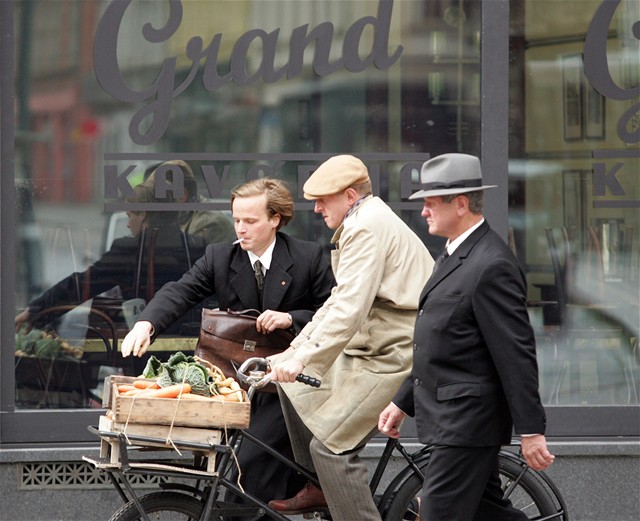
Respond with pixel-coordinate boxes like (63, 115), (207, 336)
(419, 220), (491, 305)
(330, 195), (376, 246)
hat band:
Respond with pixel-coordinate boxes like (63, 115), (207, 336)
(422, 178), (482, 190)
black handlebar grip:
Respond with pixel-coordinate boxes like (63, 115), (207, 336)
(296, 374), (321, 387)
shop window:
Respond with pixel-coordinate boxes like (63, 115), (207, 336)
(7, 0), (482, 425)
(509, 0), (639, 406)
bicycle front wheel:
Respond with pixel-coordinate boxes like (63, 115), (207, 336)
(381, 452), (566, 521)
(109, 491), (204, 521)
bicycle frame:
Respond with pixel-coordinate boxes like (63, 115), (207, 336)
(93, 424), (566, 521)
(91, 420), (411, 521)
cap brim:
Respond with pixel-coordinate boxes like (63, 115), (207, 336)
(409, 185), (497, 200)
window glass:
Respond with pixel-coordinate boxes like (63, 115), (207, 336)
(509, 0), (639, 406)
(12, 0), (481, 410)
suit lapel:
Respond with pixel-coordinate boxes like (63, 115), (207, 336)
(419, 253), (462, 306)
(419, 221), (491, 306)
(229, 247), (261, 310)
(262, 237), (293, 311)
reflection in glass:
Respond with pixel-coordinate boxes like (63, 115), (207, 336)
(14, 168), (210, 409)
(11, 0), (483, 411)
(509, 0), (639, 406)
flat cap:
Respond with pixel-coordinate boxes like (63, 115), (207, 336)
(303, 155), (370, 200)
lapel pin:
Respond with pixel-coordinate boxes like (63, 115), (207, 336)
(281, 281), (286, 286)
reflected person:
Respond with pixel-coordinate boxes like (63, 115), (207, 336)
(144, 160), (235, 245)
(15, 171), (206, 331)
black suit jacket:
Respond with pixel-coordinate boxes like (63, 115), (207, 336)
(139, 232), (335, 337)
(394, 221), (546, 446)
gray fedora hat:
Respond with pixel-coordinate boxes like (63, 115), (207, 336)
(409, 153), (497, 199)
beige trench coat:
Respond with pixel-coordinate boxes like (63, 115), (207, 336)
(277, 197), (434, 453)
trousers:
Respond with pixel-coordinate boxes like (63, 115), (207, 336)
(420, 445), (528, 521)
(278, 388), (381, 521)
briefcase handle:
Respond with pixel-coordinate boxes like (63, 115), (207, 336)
(226, 308), (261, 318)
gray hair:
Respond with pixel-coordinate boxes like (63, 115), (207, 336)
(442, 191), (484, 214)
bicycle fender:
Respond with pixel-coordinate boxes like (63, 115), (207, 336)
(376, 446), (432, 514)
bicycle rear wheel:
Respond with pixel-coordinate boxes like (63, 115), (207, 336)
(109, 491), (204, 521)
(381, 452), (566, 521)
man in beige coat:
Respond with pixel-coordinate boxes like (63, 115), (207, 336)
(269, 155), (434, 520)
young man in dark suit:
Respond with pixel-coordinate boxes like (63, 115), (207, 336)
(379, 153), (555, 520)
(121, 178), (335, 520)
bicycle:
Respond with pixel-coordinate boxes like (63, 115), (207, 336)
(85, 357), (568, 521)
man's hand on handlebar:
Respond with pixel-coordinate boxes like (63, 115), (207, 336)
(269, 358), (306, 383)
(121, 321), (154, 358)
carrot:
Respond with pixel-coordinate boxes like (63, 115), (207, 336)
(133, 379), (160, 390)
(143, 383), (191, 398)
(122, 388), (149, 396)
(117, 384), (138, 393)
(179, 393), (222, 401)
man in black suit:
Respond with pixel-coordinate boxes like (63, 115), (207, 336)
(379, 154), (555, 520)
(121, 178), (335, 520)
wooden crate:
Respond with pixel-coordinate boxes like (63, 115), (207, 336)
(107, 376), (250, 429)
(97, 415), (223, 473)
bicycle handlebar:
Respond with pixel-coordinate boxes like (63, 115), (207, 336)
(294, 373), (321, 387)
(237, 357), (321, 389)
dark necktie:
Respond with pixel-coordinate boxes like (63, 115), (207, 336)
(253, 260), (265, 291)
(432, 251), (449, 274)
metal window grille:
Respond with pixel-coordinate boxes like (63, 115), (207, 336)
(19, 462), (167, 490)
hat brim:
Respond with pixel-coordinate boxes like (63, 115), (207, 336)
(409, 185), (497, 200)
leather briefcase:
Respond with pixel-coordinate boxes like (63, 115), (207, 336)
(194, 308), (294, 393)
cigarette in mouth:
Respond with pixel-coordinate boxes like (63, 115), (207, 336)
(233, 238), (245, 245)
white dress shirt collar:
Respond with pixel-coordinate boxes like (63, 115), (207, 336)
(247, 236), (277, 272)
(445, 218), (485, 255)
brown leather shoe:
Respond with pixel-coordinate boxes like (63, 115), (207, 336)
(268, 483), (328, 514)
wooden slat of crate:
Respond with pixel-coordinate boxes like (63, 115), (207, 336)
(111, 383), (250, 429)
(98, 415), (222, 473)
(99, 415), (223, 446)
(102, 375), (147, 409)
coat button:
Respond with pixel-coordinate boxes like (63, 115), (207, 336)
(418, 310), (424, 316)
(414, 378), (421, 386)
(413, 343), (417, 351)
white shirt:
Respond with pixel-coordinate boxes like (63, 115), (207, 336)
(247, 237), (277, 275)
(444, 218), (484, 255)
